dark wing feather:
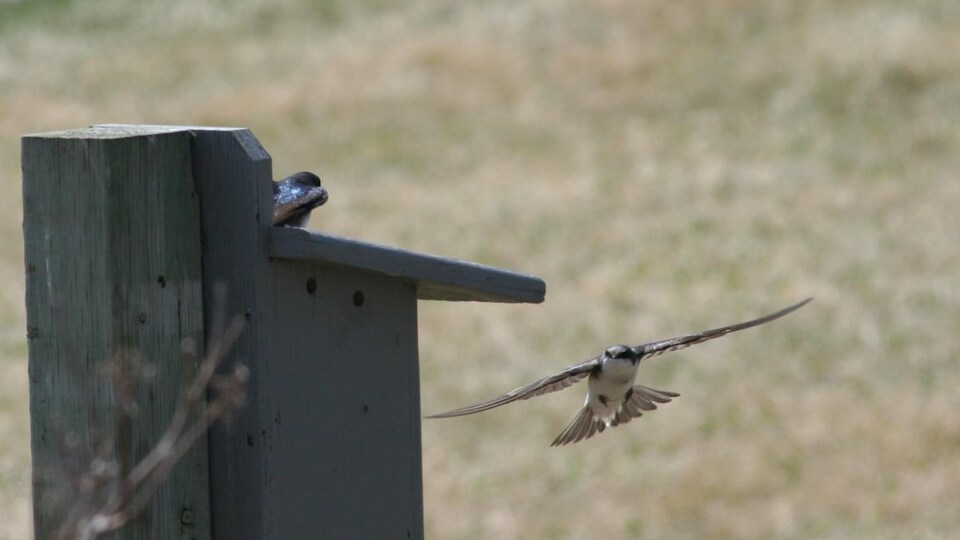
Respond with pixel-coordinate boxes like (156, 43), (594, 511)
(635, 298), (812, 360)
(425, 358), (601, 418)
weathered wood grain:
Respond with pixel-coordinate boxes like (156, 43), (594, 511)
(22, 126), (210, 539)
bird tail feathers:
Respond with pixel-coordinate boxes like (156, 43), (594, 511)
(550, 406), (606, 447)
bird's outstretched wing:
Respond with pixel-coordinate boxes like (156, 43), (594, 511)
(635, 298), (812, 360)
(425, 358), (601, 418)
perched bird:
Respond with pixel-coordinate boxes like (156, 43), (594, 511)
(273, 171), (329, 227)
(427, 298), (811, 446)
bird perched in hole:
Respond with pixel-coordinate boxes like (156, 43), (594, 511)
(427, 298), (811, 446)
(273, 171), (329, 227)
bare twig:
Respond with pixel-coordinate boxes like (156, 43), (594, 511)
(57, 313), (249, 540)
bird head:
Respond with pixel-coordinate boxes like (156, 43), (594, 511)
(286, 172), (328, 204)
(272, 171), (330, 227)
(604, 344), (640, 364)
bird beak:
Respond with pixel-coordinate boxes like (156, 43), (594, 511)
(313, 186), (329, 206)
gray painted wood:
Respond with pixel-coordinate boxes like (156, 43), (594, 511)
(270, 227), (546, 303)
(188, 127), (426, 538)
(188, 128), (273, 539)
(264, 261), (423, 538)
(22, 126), (210, 539)
(25, 124), (546, 539)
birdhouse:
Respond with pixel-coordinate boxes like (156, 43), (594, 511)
(22, 125), (545, 539)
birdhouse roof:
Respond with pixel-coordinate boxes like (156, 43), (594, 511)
(270, 227), (545, 303)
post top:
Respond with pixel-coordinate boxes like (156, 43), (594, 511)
(23, 124), (245, 139)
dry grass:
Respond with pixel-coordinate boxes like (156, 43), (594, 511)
(2, 0), (959, 538)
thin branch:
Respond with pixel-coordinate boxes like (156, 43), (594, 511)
(58, 312), (249, 540)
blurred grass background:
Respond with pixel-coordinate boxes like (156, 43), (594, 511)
(2, 0), (959, 538)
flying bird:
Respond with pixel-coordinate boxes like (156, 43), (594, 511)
(427, 298), (811, 446)
(273, 171), (329, 227)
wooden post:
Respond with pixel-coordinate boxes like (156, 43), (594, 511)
(22, 126), (210, 538)
(23, 125), (546, 539)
